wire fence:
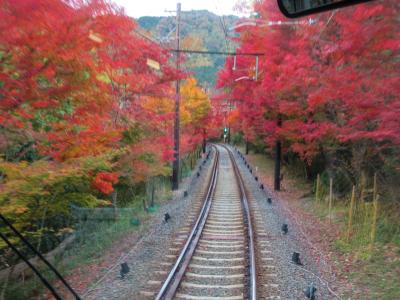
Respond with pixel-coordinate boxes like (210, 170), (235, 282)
(314, 172), (381, 251)
(66, 147), (204, 258)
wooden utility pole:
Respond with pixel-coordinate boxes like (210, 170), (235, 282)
(172, 2), (181, 190)
(168, 11), (263, 189)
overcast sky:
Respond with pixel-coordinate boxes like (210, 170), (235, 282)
(112, 0), (245, 18)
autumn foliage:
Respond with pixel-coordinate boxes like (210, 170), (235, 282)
(217, 0), (399, 177)
(0, 0), (211, 255)
(91, 172), (119, 195)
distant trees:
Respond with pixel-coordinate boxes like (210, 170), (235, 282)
(137, 11), (239, 89)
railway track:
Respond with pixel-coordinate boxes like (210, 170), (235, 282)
(155, 144), (257, 300)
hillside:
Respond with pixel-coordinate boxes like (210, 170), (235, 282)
(137, 10), (239, 88)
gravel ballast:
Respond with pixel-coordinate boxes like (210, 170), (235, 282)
(83, 144), (341, 299)
(232, 145), (340, 300)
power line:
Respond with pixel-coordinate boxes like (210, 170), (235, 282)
(221, 15), (229, 41)
(133, 28), (166, 48)
(213, 0), (230, 51)
(219, 16), (229, 50)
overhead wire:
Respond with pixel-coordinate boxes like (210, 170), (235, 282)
(213, 0), (231, 52)
(133, 28), (165, 47)
(170, 49), (264, 56)
(317, 10), (337, 39)
(220, 16), (230, 51)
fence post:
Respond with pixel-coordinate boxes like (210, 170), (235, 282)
(328, 177), (333, 223)
(346, 185), (356, 242)
(369, 174), (378, 252)
(360, 171), (366, 203)
(358, 173), (367, 244)
(373, 172), (377, 203)
(112, 190), (118, 219)
(369, 194), (379, 252)
(315, 173), (320, 203)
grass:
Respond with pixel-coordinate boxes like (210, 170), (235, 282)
(342, 244), (400, 300)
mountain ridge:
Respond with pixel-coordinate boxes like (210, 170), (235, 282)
(137, 10), (239, 88)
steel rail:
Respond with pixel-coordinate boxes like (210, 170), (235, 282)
(223, 144), (257, 300)
(155, 145), (220, 300)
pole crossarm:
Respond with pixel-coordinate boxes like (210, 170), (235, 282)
(170, 49), (265, 56)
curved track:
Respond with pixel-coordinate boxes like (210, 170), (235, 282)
(155, 145), (257, 300)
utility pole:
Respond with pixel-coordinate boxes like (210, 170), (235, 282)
(172, 3), (181, 190)
(274, 116), (282, 191)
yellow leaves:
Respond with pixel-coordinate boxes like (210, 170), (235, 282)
(96, 72), (112, 84)
(0, 159), (75, 184)
(0, 155), (115, 226)
(96, 199), (112, 207)
(0, 160), (29, 180)
(181, 35), (204, 50)
(14, 206), (28, 214)
(63, 145), (84, 159)
(180, 107), (191, 125)
(1, 204), (29, 215)
(181, 35), (212, 68)
(180, 78), (211, 126)
(141, 96), (173, 115)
